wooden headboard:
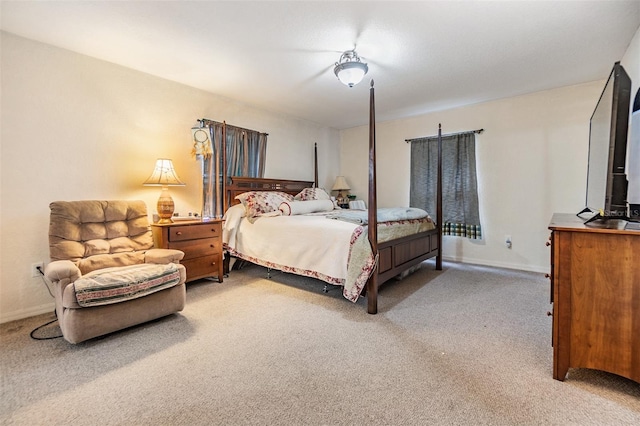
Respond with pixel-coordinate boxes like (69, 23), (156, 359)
(225, 177), (315, 210)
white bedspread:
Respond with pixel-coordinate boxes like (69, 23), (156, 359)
(223, 204), (435, 302)
(225, 204), (359, 276)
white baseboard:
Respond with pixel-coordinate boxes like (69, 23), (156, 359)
(0, 302), (55, 324)
(440, 255), (549, 275)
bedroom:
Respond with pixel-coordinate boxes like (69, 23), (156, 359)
(1, 1), (640, 423)
(1, 1), (638, 323)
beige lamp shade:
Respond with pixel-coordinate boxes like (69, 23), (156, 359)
(332, 176), (350, 191)
(142, 159), (186, 186)
(332, 176), (350, 204)
(143, 159), (185, 224)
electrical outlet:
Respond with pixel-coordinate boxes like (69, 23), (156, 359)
(31, 262), (44, 278)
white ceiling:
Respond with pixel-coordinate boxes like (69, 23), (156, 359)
(1, 1), (639, 129)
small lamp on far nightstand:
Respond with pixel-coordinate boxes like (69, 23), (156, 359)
(332, 176), (350, 206)
(143, 158), (185, 224)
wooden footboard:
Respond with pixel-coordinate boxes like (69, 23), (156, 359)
(376, 229), (439, 284)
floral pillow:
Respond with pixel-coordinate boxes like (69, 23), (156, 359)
(235, 191), (294, 223)
(294, 187), (331, 201)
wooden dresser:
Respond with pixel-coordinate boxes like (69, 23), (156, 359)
(548, 213), (640, 383)
(152, 219), (223, 283)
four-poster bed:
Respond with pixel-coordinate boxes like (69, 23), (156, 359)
(221, 81), (443, 313)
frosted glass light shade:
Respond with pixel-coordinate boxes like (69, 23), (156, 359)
(333, 50), (368, 88)
(334, 62), (368, 87)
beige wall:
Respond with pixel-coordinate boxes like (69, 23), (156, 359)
(2, 25), (638, 323)
(0, 32), (340, 323)
(340, 22), (640, 272)
(622, 25), (640, 204)
(340, 25), (638, 273)
(340, 82), (604, 273)
(622, 25), (640, 109)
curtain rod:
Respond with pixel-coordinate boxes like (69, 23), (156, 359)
(405, 128), (483, 143)
(197, 118), (269, 136)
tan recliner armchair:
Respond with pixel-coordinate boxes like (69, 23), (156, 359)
(45, 200), (187, 344)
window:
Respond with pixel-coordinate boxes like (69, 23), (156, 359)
(193, 122), (267, 218)
(410, 132), (481, 239)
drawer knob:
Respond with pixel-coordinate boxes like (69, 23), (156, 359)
(546, 311), (553, 317)
(210, 244), (215, 248)
(176, 231), (183, 236)
(545, 241), (551, 247)
(544, 273), (550, 279)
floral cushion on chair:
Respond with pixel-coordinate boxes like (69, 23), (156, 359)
(235, 191), (294, 223)
(74, 263), (182, 307)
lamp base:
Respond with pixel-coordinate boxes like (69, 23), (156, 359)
(156, 187), (175, 224)
(336, 190), (349, 206)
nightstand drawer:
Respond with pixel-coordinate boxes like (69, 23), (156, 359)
(182, 255), (221, 281)
(151, 219), (224, 283)
(169, 223), (220, 242)
(170, 238), (221, 260)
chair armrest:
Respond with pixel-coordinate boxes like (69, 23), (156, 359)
(45, 260), (81, 283)
(145, 248), (185, 264)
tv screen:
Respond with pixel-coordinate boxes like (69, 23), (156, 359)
(584, 62), (631, 220)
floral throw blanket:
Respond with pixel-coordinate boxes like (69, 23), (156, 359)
(73, 263), (182, 307)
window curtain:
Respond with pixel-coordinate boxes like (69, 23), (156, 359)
(410, 132), (482, 239)
(192, 122), (267, 219)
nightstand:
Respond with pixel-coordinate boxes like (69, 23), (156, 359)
(151, 220), (223, 283)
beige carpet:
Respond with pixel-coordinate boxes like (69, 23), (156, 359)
(1, 261), (639, 425)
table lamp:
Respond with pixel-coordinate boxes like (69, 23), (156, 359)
(332, 176), (350, 204)
(143, 159), (185, 224)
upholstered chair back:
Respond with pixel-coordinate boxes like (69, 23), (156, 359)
(49, 200), (154, 275)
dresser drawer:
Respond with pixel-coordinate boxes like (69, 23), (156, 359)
(170, 238), (221, 260)
(182, 255), (221, 280)
(169, 223), (220, 242)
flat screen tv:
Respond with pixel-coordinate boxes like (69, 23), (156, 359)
(583, 61), (632, 223)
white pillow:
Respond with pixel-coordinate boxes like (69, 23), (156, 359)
(223, 203), (246, 231)
(224, 203), (246, 220)
(222, 203), (246, 246)
(349, 200), (367, 210)
(279, 199), (335, 216)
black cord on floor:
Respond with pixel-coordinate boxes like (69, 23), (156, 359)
(29, 266), (63, 340)
(30, 311), (63, 341)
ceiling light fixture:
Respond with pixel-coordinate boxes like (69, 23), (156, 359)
(334, 49), (368, 88)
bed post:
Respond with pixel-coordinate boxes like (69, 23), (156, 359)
(367, 80), (378, 314)
(314, 142), (319, 187)
(221, 121), (229, 275)
(222, 121), (228, 214)
(436, 124), (443, 270)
